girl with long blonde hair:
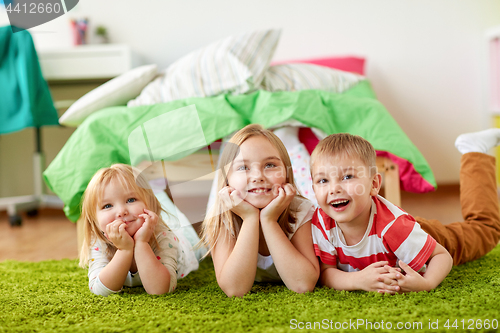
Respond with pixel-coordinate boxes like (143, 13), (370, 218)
(201, 124), (320, 297)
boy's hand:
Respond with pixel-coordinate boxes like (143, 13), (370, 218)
(105, 220), (134, 251)
(134, 208), (158, 243)
(219, 186), (259, 220)
(358, 261), (400, 294)
(385, 261), (431, 292)
(260, 184), (296, 223)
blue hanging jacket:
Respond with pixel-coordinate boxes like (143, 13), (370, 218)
(0, 25), (59, 134)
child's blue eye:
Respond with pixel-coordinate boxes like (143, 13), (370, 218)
(265, 163), (276, 168)
(342, 174), (354, 181)
(236, 165), (248, 171)
(103, 204), (112, 209)
(127, 198), (137, 203)
(317, 179), (327, 184)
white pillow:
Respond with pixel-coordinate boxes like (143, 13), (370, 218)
(128, 29), (281, 107)
(59, 64), (158, 127)
(260, 63), (364, 93)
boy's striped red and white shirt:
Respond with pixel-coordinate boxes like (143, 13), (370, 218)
(311, 195), (436, 273)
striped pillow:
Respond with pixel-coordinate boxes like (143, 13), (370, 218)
(128, 29), (281, 106)
(260, 63), (364, 94)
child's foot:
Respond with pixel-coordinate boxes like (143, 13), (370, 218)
(455, 129), (500, 154)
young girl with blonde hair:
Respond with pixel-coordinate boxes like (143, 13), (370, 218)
(201, 124), (320, 297)
(79, 164), (190, 296)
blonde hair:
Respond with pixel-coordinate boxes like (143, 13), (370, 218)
(78, 164), (170, 268)
(311, 133), (376, 173)
(200, 124), (302, 256)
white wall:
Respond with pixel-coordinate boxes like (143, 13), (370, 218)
(1, 0), (500, 197)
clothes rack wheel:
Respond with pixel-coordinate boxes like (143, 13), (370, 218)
(9, 214), (22, 227)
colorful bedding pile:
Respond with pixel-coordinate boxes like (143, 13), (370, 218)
(45, 29), (436, 222)
(44, 80), (435, 222)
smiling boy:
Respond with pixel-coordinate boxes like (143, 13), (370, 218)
(310, 133), (453, 293)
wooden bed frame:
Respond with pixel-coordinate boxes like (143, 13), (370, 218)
(76, 154), (400, 252)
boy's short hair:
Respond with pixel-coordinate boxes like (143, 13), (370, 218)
(311, 133), (377, 172)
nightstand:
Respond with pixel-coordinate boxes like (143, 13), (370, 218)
(39, 44), (133, 114)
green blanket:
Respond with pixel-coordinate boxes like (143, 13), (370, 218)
(44, 81), (435, 222)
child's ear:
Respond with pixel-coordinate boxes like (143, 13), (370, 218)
(370, 173), (382, 196)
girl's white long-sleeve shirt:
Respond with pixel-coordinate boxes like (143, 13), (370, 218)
(87, 229), (179, 297)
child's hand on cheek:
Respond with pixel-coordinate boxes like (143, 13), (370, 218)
(220, 186), (259, 220)
(260, 183), (296, 223)
(105, 220), (134, 251)
(134, 208), (158, 243)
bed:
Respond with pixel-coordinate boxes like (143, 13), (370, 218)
(42, 29), (436, 249)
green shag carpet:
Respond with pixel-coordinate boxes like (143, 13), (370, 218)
(1, 246), (500, 333)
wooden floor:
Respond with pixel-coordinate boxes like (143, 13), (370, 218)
(0, 185), (465, 262)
